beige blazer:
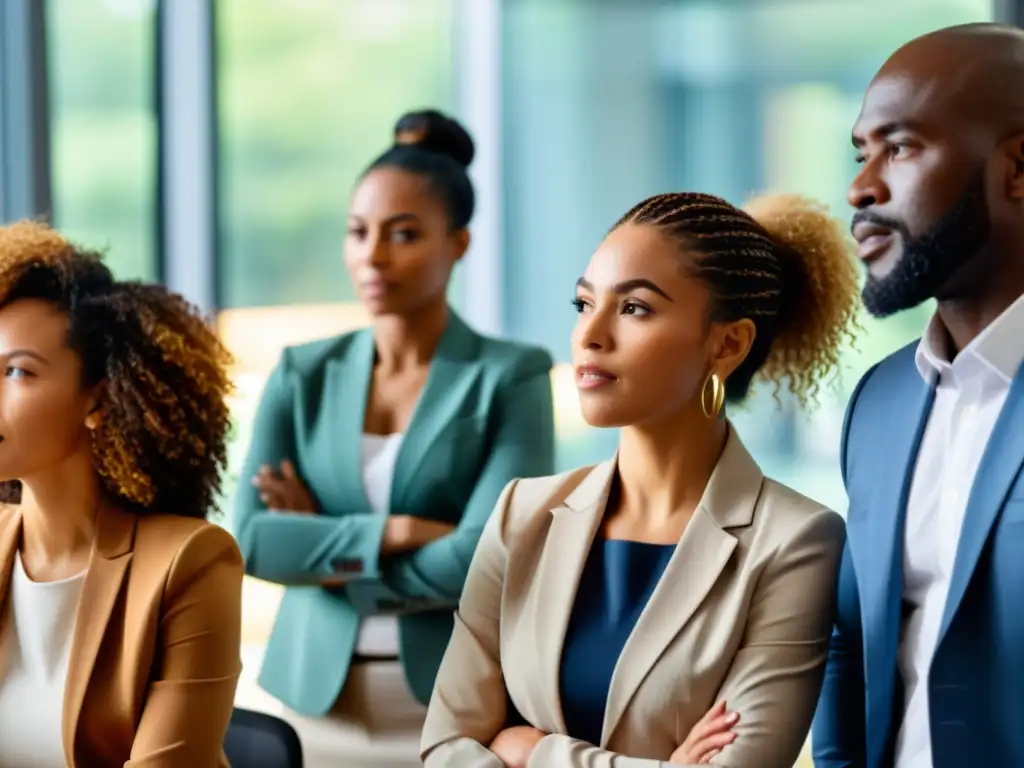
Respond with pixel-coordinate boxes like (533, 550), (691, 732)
(421, 429), (845, 768)
(0, 504), (244, 767)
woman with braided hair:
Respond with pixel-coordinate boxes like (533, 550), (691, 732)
(0, 221), (242, 767)
(422, 192), (860, 767)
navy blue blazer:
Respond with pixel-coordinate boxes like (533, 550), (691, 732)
(812, 341), (1024, 767)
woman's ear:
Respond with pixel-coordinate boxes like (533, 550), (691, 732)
(84, 383), (106, 431)
(451, 228), (471, 262)
(710, 318), (757, 381)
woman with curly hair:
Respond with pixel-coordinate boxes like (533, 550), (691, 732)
(0, 221), (242, 767)
(421, 192), (860, 768)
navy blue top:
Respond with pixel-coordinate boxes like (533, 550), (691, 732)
(559, 538), (676, 746)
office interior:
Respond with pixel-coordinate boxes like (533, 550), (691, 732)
(2, 0), (1019, 765)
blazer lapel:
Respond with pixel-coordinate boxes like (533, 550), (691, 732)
(325, 328), (375, 515)
(62, 504), (135, 761)
(390, 311), (481, 512)
(0, 508), (21, 678)
(533, 461), (614, 734)
(852, 365), (933, 759)
(938, 364), (1024, 643)
(601, 429), (757, 746)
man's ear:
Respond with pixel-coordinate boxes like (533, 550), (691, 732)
(1003, 132), (1024, 199)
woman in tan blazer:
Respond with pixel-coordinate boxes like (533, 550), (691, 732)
(421, 193), (861, 767)
(0, 222), (242, 767)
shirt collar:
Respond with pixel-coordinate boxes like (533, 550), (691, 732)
(915, 292), (1024, 385)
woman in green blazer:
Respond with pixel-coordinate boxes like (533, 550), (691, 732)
(233, 111), (555, 765)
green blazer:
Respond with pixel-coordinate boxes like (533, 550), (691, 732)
(233, 311), (555, 716)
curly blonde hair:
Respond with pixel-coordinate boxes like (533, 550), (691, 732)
(0, 221), (234, 517)
(743, 194), (860, 402)
(615, 192), (859, 407)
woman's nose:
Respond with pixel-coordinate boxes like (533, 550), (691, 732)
(574, 311), (612, 352)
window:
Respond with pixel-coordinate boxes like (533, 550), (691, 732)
(500, 0), (995, 512)
(217, 0), (456, 310)
(46, 0), (158, 280)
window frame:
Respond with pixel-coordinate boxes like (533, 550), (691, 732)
(1, 0), (51, 224)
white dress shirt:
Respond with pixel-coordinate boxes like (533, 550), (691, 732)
(0, 553), (87, 768)
(355, 432), (404, 657)
(894, 293), (1024, 768)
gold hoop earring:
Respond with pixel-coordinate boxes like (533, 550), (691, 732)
(700, 371), (725, 419)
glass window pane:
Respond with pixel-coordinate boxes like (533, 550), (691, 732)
(46, 0), (158, 281)
(500, 0), (995, 508)
(216, 0), (456, 310)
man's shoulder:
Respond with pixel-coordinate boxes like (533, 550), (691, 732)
(842, 339), (927, 487)
(871, 338), (919, 379)
(849, 338), (921, 412)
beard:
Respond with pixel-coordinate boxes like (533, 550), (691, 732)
(858, 174), (992, 318)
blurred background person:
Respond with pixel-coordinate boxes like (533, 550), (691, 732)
(233, 110), (555, 766)
(421, 192), (859, 767)
(0, 222), (242, 767)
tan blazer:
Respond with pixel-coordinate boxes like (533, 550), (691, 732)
(0, 503), (244, 767)
(421, 429), (845, 768)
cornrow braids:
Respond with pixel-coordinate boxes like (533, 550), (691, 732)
(0, 221), (233, 517)
(616, 192), (859, 406)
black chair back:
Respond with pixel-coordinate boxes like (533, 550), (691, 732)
(224, 708), (303, 768)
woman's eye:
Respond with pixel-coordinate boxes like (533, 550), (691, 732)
(347, 227), (366, 239)
(571, 297), (589, 313)
(5, 367), (28, 379)
(622, 301), (650, 316)
(392, 229), (418, 243)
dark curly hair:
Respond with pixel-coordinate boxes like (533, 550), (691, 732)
(616, 192), (860, 407)
(0, 221), (233, 518)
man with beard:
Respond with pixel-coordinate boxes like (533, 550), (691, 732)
(811, 23), (1024, 768)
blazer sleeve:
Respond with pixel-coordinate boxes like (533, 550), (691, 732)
(527, 508), (846, 768)
(234, 354), (390, 583)
(420, 480), (520, 768)
(127, 524), (244, 766)
(346, 351), (555, 611)
(812, 363), (877, 768)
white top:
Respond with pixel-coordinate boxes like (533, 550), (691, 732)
(0, 553), (87, 768)
(894, 293), (1024, 768)
(356, 432), (404, 657)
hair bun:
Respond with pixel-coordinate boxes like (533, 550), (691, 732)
(393, 110), (475, 168)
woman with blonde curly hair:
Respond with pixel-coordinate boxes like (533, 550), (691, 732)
(421, 192), (860, 768)
(0, 222), (242, 767)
